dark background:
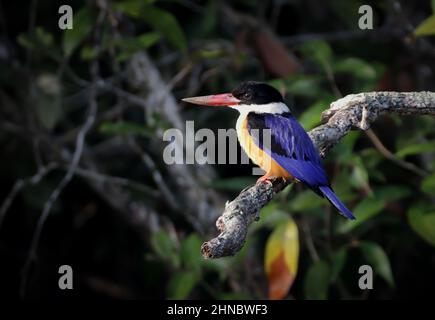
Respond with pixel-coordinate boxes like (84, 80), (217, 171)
(1, 0), (435, 299)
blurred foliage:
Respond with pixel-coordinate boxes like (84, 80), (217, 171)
(1, 0), (435, 300)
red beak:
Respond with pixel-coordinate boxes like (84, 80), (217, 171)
(182, 93), (240, 106)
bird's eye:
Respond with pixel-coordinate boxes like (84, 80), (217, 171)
(243, 92), (251, 99)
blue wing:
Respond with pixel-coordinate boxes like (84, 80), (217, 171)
(247, 112), (355, 219)
(247, 112), (328, 189)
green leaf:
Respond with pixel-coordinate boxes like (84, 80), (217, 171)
(116, 2), (187, 52)
(35, 27), (54, 47)
(415, 15), (435, 37)
(114, 32), (161, 61)
(304, 260), (330, 300)
(80, 46), (98, 60)
(167, 271), (198, 299)
(150, 231), (179, 267)
(299, 40), (332, 66)
(63, 6), (95, 56)
(396, 141), (435, 158)
(113, 0), (153, 17)
(375, 185), (411, 201)
(17, 27), (54, 51)
(330, 248), (348, 283)
(349, 156), (370, 191)
(335, 131), (361, 161)
(286, 78), (323, 97)
(332, 57), (377, 80)
(359, 241), (394, 287)
(35, 94), (61, 130)
(299, 99), (332, 130)
(289, 190), (326, 211)
(180, 234), (202, 273)
(142, 6), (187, 52)
(408, 206), (435, 247)
(99, 121), (152, 137)
(421, 173), (435, 196)
(338, 197), (385, 234)
(253, 209), (290, 231)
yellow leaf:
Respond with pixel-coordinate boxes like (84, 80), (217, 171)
(264, 218), (299, 299)
(415, 15), (435, 37)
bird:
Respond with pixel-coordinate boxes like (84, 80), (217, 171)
(182, 81), (355, 219)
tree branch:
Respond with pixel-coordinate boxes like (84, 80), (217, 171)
(201, 91), (435, 258)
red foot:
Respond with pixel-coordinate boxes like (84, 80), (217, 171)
(256, 175), (273, 186)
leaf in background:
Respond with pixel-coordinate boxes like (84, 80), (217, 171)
(332, 57), (377, 80)
(396, 141), (435, 158)
(99, 121), (152, 137)
(329, 0), (366, 29)
(299, 40), (332, 67)
(299, 98), (332, 130)
(334, 131), (362, 163)
(116, 2), (187, 53)
(142, 6), (186, 52)
(286, 78), (325, 98)
(289, 190), (326, 212)
(414, 15), (435, 37)
(269, 75), (326, 99)
(167, 271), (198, 299)
(151, 231), (179, 268)
(35, 73), (62, 130)
(112, 0), (153, 17)
(17, 27), (58, 58)
(35, 94), (61, 130)
(114, 32), (161, 61)
(349, 156), (370, 192)
(35, 27), (54, 47)
(250, 29), (302, 77)
(421, 173), (435, 196)
(80, 46), (98, 60)
(337, 197), (385, 234)
(254, 209), (290, 231)
(264, 218), (299, 299)
(359, 241), (394, 287)
(63, 6), (95, 56)
(304, 260), (330, 300)
(408, 206), (435, 247)
(330, 248), (347, 283)
(180, 234), (202, 273)
(375, 185), (411, 201)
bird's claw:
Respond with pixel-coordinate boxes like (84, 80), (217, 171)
(256, 176), (273, 187)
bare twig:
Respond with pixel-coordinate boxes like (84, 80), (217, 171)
(301, 218), (320, 262)
(0, 162), (58, 230)
(202, 91), (435, 258)
(19, 8), (105, 295)
(365, 128), (428, 177)
(127, 52), (225, 232)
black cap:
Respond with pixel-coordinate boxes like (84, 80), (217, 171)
(232, 81), (284, 105)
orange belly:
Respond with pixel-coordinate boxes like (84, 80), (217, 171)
(237, 117), (292, 179)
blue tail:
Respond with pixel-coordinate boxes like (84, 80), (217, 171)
(319, 186), (355, 220)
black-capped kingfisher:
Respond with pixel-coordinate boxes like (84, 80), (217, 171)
(182, 81), (355, 219)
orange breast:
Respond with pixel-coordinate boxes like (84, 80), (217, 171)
(237, 117), (292, 179)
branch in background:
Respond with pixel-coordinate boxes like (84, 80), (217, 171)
(127, 53), (225, 232)
(201, 91), (435, 259)
(0, 162), (58, 230)
(19, 6), (106, 295)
